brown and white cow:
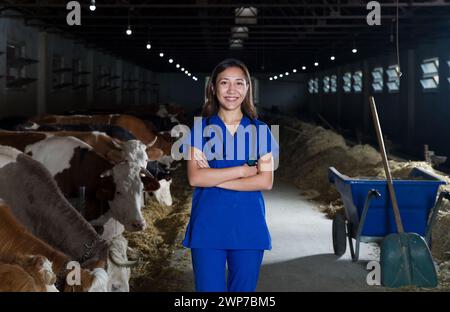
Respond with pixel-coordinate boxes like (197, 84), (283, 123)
(0, 129), (161, 164)
(0, 134), (159, 231)
(0, 254), (58, 292)
(0, 263), (44, 292)
(33, 114), (173, 156)
(23, 136), (156, 231)
(0, 201), (107, 292)
(49, 131), (157, 164)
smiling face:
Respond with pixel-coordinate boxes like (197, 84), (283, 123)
(214, 66), (249, 112)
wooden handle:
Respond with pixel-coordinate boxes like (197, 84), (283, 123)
(369, 96), (404, 233)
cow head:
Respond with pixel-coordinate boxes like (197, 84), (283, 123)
(106, 235), (138, 292)
(140, 168), (160, 192)
(153, 178), (173, 206)
(122, 140), (149, 168)
(100, 162), (146, 232)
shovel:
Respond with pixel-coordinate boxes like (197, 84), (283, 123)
(369, 96), (437, 288)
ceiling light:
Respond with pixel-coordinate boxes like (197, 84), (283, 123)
(314, 62), (319, 67)
(89, 0), (96, 11)
(269, 77), (273, 81)
(352, 48), (358, 54)
(279, 74), (283, 78)
(285, 72), (289, 76)
(181, 67), (185, 71)
(235, 7), (258, 25)
(330, 56), (336, 61)
(169, 59), (173, 63)
(176, 64), (180, 68)
(293, 69), (297, 73)
(126, 26), (132, 36)
(302, 66), (306, 70)
(274, 76), (278, 80)
(159, 52), (164, 57)
(229, 39), (244, 49)
(146, 42), (151, 50)
(231, 26), (249, 39)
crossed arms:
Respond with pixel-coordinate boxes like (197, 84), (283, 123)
(187, 147), (274, 191)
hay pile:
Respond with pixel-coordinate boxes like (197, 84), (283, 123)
(124, 162), (193, 291)
(271, 116), (450, 290)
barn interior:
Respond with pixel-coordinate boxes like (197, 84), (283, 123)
(1, 0), (450, 293)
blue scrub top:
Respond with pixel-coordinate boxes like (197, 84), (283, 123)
(181, 114), (279, 250)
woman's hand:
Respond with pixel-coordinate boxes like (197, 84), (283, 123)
(193, 149), (210, 168)
(240, 164), (258, 178)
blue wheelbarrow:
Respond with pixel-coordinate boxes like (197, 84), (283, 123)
(328, 166), (449, 262)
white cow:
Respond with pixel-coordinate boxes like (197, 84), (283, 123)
(107, 235), (138, 292)
(153, 179), (173, 206)
(24, 136), (149, 231)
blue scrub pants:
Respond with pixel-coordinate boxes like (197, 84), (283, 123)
(191, 248), (264, 292)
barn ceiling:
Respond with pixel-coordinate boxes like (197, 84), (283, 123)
(1, 0), (450, 74)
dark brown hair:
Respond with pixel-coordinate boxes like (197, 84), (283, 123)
(201, 58), (257, 119)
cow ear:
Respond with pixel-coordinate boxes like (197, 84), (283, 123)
(141, 176), (160, 192)
(29, 255), (45, 269)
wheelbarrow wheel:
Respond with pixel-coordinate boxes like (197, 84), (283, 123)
(333, 213), (347, 257)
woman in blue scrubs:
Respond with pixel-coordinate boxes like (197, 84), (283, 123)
(182, 59), (279, 292)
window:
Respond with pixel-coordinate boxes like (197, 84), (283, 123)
(386, 64), (400, 93)
(352, 71), (362, 93)
(420, 57), (439, 91)
(330, 75), (337, 93)
(371, 67), (383, 92)
(313, 78), (319, 93)
(308, 78), (319, 94)
(323, 76), (330, 93)
(447, 60), (450, 85)
(343, 72), (352, 93)
(308, 78), (314, 94)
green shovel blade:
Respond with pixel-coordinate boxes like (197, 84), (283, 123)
(381, 233), (437, 288)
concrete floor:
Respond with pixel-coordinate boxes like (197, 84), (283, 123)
(256, 180), (381, 291)
(176, 179), (382, 292)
